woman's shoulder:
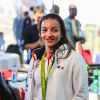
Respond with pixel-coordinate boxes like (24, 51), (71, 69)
(70, 50), (85, 62)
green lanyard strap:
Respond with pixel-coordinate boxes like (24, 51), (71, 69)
(41, 54), (52, 100)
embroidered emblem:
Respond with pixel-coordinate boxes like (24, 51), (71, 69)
(57, 65), (64, 69)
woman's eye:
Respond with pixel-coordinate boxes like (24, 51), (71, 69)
(41, 29), (46, 33)
(52, 29), (58, 32)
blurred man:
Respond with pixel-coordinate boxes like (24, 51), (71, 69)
(13, 12), (24, 45)
(23, 6), (44, 50)
(29, 6), (34, 21)
(64, 4), (81, 46)
(22, 11), (32, 35)
(50, 4), (60, 14)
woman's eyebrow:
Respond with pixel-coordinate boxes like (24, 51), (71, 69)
(41, 27), (46, 29)
(51, 26), (59, 29)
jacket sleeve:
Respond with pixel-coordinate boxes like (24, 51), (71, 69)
(72, 55), (89, 100)
(24, 58), (36, 100)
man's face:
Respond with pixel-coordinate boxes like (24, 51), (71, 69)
(34, 12), (44, 23)
(69, 8), (77, 18)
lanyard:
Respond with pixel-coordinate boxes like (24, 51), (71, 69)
(41, 54), (52, 100)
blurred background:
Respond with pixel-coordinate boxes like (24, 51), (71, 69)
(0, 0), (100, 54)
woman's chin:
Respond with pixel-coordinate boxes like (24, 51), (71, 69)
(45, 43), (56, 48)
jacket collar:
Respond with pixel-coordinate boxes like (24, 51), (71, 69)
(32, 44), (69, 61)
(55, 44), (68, 59)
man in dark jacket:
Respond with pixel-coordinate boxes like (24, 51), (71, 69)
(23, 6), (44, 50)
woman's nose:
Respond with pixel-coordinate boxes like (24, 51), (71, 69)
(46, 30), (53, 36)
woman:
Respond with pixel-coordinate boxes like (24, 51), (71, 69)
(25, 13), (89, 100)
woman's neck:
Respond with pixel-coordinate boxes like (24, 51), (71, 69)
(45, 47), (53, 57)
(45, 41), (64, 56)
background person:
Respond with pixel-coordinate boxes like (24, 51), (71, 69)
(22, 11), (32, 38)
(64, 4), (82, 47)
(50, 4), (60, 14)
(25, 13), (89, 100)
(13, 11), (24, 45)
(23, 6), (44, 50)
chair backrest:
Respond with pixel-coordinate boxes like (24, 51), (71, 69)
(82, 50), (93, 64)
(6, 44), (20, 55)
(76, 41), (93, 64)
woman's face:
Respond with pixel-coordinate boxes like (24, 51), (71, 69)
(40, 19), (62, 48)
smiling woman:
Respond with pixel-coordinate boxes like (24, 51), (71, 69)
(25, 13), (89, 100)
